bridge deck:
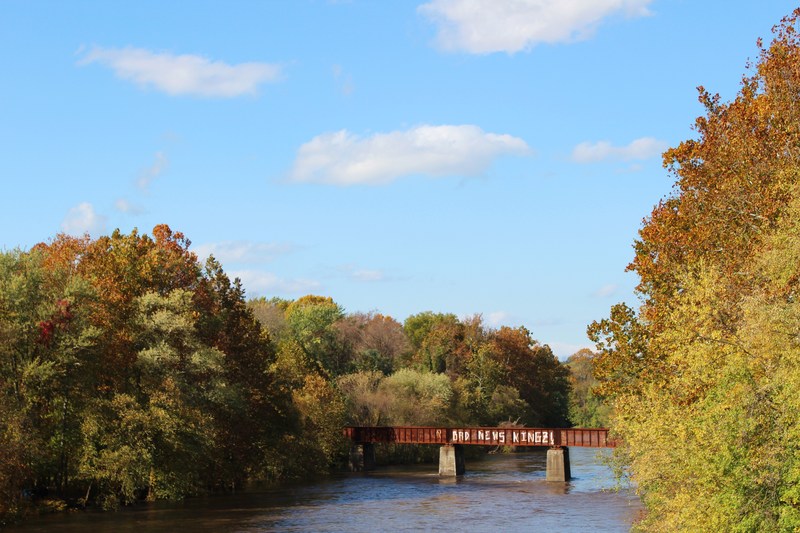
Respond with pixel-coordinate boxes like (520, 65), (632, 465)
(344, 426), (614, 448)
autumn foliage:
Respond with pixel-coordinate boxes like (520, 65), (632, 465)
(0, 225), (573, 521)
(589, 9), (800, 530)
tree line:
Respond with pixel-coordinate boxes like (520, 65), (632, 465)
(0, 225), (587, 521)
(589, 9), (800, 531)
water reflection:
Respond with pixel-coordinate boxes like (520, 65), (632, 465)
(9, 448), (640, 533)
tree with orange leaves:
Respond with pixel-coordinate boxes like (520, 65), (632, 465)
(1, 225), (294, 510)
(589, 9), (800, 529)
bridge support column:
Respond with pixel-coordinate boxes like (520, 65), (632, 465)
(439, 444), (465, 476)
(546, 447), (571, 482)
(349, 443), (376, 472)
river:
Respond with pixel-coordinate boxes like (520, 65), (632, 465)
(9, 448), (642, 532)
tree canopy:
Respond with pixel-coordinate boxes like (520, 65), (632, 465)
(0, 225), (574, 522)
(589, 9), (800, 530)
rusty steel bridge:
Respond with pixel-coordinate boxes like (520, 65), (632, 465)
(344, 426), (613, 448)
(343, 426), (614, 481)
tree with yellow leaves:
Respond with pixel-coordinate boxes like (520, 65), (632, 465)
(591, 9), (800, 530)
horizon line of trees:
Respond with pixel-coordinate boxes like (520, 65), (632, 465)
(0, 225), (596, 522)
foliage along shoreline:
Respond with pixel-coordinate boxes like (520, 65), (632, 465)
(0, 225), (600, 524)
(589, 9), (800, 531)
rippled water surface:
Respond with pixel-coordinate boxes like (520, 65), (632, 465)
(10, 448), (641, 532)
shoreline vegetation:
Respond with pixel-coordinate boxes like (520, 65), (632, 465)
(588, 9), (800, 531)
(0, 225), (599, 525)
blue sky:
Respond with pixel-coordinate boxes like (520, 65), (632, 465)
(1, 1), (797, 357)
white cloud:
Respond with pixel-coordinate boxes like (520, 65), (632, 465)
(232, 270), (321, 296)
(571, 137), (668, 163)
(289, 124), (530, 186)
(194, 241), (294, 265)
(486, 311), (514, 328)
(592, 283), (619, 298)
(419, 0), (653, 54)
(114, 198), (144, 214)
(137, 151), (168, 191)
(61, 202), (107, 236)
(79, 46), (283, 97)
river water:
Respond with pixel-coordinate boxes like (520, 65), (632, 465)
(10, 448), (642, 532)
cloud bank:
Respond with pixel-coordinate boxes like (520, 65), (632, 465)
(79, 46), (282, 97)
(486, 311), (516, 328)
(571, 137), (667, 163)
(232, 270), (321, 296)
(61, 202), (107, 236)
(289, 125), (530, 186)
(193, 241), (294, 265)
(419, 0), (653, 54)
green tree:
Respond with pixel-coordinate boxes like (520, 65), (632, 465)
(403, 311), (461, 373)
(0, 248), (99, 503)
(5, 226), (295, 510)
(565, 349), (610, 428)
(454, 343), (506, 425)
(79, 290), (224, 506)
(285, 295), (348, 376)
(380, 369), (453, 426)
(337, 371), (388, 426)
(196, 257), (288, 488)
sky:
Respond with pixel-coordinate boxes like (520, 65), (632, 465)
(1, 1), (797, 358)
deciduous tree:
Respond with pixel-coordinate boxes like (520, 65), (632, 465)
(590, 10), (800, 529)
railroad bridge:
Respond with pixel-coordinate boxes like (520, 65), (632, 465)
(344, 426), (614, 482)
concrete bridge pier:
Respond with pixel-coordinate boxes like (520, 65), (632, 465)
(349, 443), (376, 472)
(545, 446), (571, 482)
(439, 444), (465, 476)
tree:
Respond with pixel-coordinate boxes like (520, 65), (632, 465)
(380, 368), (453, 426)
(336, 312), (409, 375)
(285, 295), (348, 376)
(565, 349), (610, 428)
(3, 226), (299, 510)
(403, 311), (464, 374)
(248, 297), (290, 340)
(288, 373), (347, 474)
(590, 10), (800, 529)
(196, 257), (288, 487)
(337, 371), (388, 426)
(454, 343), (505, 425)
(491, 326), (570, 427)
(0, 248), (98, 501)
(32, 226), (204, 394)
